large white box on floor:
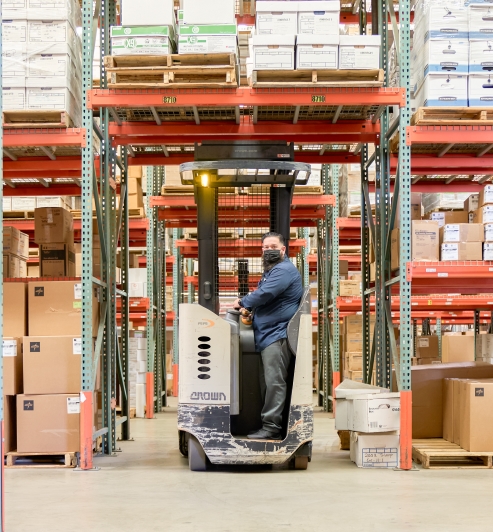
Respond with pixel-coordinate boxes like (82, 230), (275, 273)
(121, 0), (175, 27)
(256, 1), (299, 35)
(297, 1), (340, 36)
(469, 5), (493, 40)
(350, 431), (400, 468)
(3, 79), (26, 110)
(469, 40), (493, 73)
(178, 24), (237, 55)
(27, 20), (80, 56)
(296, 34), (339, 69)
(413, 4), (469, 43)
(350, 392), (401, 433)
(182, 0), (236, 25)
(339, 35), (381, 69)
(468, 74), (493, 106)
(415, 73), (468, 107)
(251, 34), (295, 70)
(26, 0), (82, 27)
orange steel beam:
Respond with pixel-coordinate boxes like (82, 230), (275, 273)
(151, 195), (335, 208)
(88, 87), (406, 110)
(406, 125), (493, 146)
(176, 238), (306, 257)
(163, 219), (320, 228)
(4, 128), (86, 147)
(390, 154), (493, 175)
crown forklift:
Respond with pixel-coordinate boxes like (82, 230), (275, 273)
(177, 142), (314, 471)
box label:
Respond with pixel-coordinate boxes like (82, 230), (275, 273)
(67, 397), (80, 414)
(74, 283), (82, 299)
(30, 341), (41, 352)
(24, 399), (34, 411)
(73, 338), (81, 355)
(475, 387), (485, 397)
(73, 301), (82, 309)
(2, 339), (17, 357)
(418, 337), (429, 347)
(361, 447), (398, 468)
(34, 286), (44, 296)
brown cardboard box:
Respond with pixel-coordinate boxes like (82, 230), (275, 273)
(4, 226), (29, 259)
(23, 336), (81, 394)
(39, 244), (76, 277)
(440, 223), (484, 243)
(339, 280), (360, 296)
(28, 281), (99, 336)
(391, 228), (399, 271)
(453, 379), (462, 444)
(479, 185), (493, 207)
(440, 242), (483, 261)
(339, 260), (349, 280)
(3, 337), (22, 395)
(17, 394), (80, 453)
(395, 192), (422, 225)
(464, 194), (479, 213)
(3, 253), (26, 278)
(418, 357), (441, 365)
(345, 352), (363, 371)
(34, 207), (74, 245)
(128, 166), (142, 179)
(4, 282), (27, 337)
(430, 210), (469, 227)
(4, 395), (16, 453)
(412, 220), (439, 261)
(442, 335), (475, 363)
(415, 335), (439, 358)
(27, 264), (39, 277)
(459, 380), (493, 451)
(370, 262), (376, 282)
(128, 178), (144, 209)
(348, 370), (363, 382)
(472, 206), (493, 224)
(405, 362), (493, 439)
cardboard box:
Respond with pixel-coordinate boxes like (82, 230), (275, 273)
(17, 394), (80, 453)
(480, 185), (493, 207)
(413, 3), (468, 43)
(414, 73), (468, 107)
(251, 34), (295, 70)
(350, 392), (401, 433)
(430, 210), (469, 227)
(178, 24), (237, 55)
(27, 264), (40, 277)
(472, 205), (493, 224)
(28, 281), (99, 336)
(4, 282), (27, 337)
(485, 224), (493, 243)
(339, 280), (361, 297)
(469, 5), (493, 40)
(476, 334), (493, 358)
(440, 223), (484, 243)
(469, 40), (493, 74)
(442, 335), (475, 363)
(121, 0), (175, 26)
(464, 194), (479, 213)
(39, 243), (76, 277)
(255, 1), (298, 35)
(3, 253), (27, 278)
(297, 1), (340, 36)
(412, 220), (440, 261)
(418, 357), (441, 365)
(3, 337), (23, 395)
(469, 73), (493, 106)
(111, 25), (175, 56)
(350, 431), (399, 468)
(4, 395), (16, 453)
(182, 0), (235, 25)
(4, 226), (29, 259)
(34, 207), (74, 245)
(391, 228), (400, 270)
(441, 242), (483, 261)
(296, 34), (339, 70)
(345, 352), (363, 371)
(339, 35), (381, 69)
(23, 336), (81, 394)
(460, 380), (493, 452)
(415, 335), (439, 358)
(443, 378), (456, 443)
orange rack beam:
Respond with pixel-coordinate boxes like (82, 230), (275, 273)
(176, 238), (306, 258)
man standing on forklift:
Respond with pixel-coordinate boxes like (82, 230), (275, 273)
(233, 232), (303, 440)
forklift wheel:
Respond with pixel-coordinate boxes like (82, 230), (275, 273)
(179, 430), (189, 458)
(188, 436), (207, 471)
(293, 456), (309, 470)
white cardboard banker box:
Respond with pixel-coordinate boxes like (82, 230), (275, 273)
(297, 1), (340, 36)
(350, 431), (400, 468)
(350, 392), (401, 433)
(339, 35), (381, 69)
(296, 34), (339, 70)
(252, 34), (295, 70)
(255, 1), (299, 35)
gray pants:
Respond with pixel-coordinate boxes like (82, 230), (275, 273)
(259, 339), (292, 433)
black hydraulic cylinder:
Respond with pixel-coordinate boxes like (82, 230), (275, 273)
(270, 185), (294, 257)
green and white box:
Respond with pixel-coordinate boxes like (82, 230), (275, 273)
(178, 24), (237, 55)
(110, 26), (175, 56)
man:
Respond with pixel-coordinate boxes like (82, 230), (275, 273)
(233, 232), (303, 440)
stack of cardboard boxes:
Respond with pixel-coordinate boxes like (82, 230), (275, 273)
(440, 222), (483, 261)
(335, 380), (401, 468)
(5, 280), (100, 454)
(3, 226), (29, 278)
(128, 167), (145, 212)
(469, 186), (493, 260)
(415, 332), (475, 365)
(129, 330), (147, 417)
(341, 315), (376, 383)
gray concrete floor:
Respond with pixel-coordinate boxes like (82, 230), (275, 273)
(6, 402), (493, 532)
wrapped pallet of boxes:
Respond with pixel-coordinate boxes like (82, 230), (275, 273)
(468, 5), (493, 106)
(128, 330), (147, 417)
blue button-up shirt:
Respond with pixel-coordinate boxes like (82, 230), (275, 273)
(240, 257), (303, 352)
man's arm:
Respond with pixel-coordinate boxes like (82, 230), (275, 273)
(240, 266), (293, 310)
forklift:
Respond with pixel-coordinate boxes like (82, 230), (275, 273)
(177, 142), (314, 471)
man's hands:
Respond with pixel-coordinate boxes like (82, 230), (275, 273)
(233, 298), (242, 310)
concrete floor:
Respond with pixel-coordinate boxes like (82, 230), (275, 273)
(6, 403), (493, 532)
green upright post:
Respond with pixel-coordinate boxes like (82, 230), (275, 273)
(146, 166), (155, 417)
(330, 165), (341, 395)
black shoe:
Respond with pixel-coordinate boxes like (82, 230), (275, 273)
(247, 429), (282, 440)
(247, 429), (262, 436)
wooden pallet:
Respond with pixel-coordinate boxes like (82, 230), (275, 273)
(3, 211), (34, 219)
(6, 451), (77, 468)
(249, 69), (384, 88)
(3, 110), (75, 129)
(104, 53), (237, 88)
(70, 208), (145, 219)
(411, 107), (493, 126)
(412, 439), (493, 469)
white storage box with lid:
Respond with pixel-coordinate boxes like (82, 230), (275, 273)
(121, 0), (175, 27)
(414, 73), (468, 107)
(350, 392), (401, 433)
(251, 34), (295, 70)
(469, 5), (493, 40)
(297, 1), (340, 35)
(350, 431), (400, 468)
(3, 78), (26, 111)
(296, 34), (339, 69)
(413, 4), (469, 43)
(469, 40), (493, 73)
(182, 0), (236, 25)
(27, 20), (80, 56)
(27, 0), (82, 27)
(339, 35), (381, 69)
(469, 73), (493, 106)
(255, 1), (299, 35)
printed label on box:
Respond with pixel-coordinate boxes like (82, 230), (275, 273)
(73, 338), (81, 355)
(67, 397), (80, 414)
(418, 337), (429, 347)
(361, 447), (398, 468)
(74, 283), (82, 299)
(34, 286), (44, 297)
(2, 340), (17, 357)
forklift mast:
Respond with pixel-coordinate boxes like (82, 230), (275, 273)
(179, 141), (311, 314)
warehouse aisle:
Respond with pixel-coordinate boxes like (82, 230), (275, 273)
(6, 405), (493, 532)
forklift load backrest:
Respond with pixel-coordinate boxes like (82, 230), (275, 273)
(287, 288), (311, 356)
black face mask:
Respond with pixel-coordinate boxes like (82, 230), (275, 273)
(263, 249), (282, 264)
